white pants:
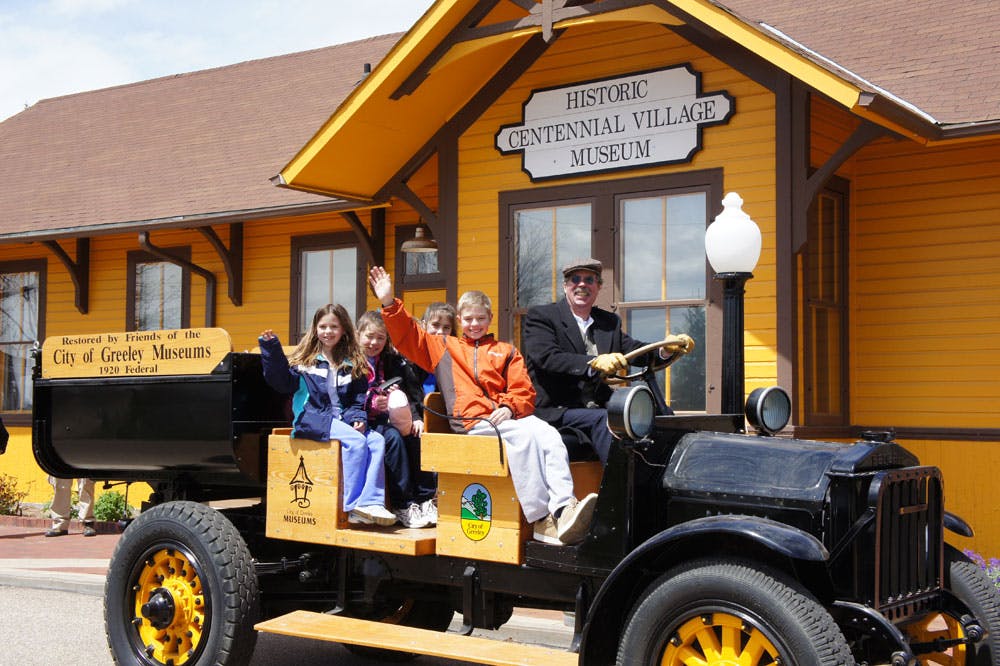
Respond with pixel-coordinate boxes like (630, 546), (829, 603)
(469, 415), (574, 523)
(48, 477), (95, 530)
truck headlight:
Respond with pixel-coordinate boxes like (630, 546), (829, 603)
(745, 386), (791, 436)
(606, 385), (656, 440)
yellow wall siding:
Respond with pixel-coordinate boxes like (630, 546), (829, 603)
(853, 138), (1000, 428)
(457, 22), (779, 384)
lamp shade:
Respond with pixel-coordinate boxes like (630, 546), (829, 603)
(704, 192), (761, 274)
(400, 225), (438, 254)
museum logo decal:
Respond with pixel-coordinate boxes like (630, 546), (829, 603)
(461, 483), (492, 541)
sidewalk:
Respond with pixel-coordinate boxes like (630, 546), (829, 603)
(0, 514), (119, 595)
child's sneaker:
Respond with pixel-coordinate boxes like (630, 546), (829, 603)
(395, 503), (430, 528)
(348, 509), (373, 524)
(556, 493), (598, 545)
(347, 504), (396, 527)
(532, 514), (561, 545)
(419, 498), (438, 525)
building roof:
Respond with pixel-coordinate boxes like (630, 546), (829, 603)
(0, 33), (400, 242)
(716, 0), (1000, 128)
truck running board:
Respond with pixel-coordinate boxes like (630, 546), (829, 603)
(255, 610), (578, 666)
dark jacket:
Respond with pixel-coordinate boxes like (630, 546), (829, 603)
(259, 335), (368, 441)
(522, 298), (650, 422)
(365, 350), (426, 425)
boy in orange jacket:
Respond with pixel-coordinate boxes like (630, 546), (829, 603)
(369, 266), (596, 545)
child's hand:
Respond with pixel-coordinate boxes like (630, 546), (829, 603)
(412, 419), (424, 436)
(371, 393), (389, 412)
(351, 420), (366, 433)
(487, 405), (513, 426)
(368, 266), (394, 307)
(259, 329), (276, 341)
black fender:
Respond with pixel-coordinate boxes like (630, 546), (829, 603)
(945, 511), (974, 538)
(578, 514), (828, 664)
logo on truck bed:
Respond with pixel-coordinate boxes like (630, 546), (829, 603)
(460, 483), (492, 541)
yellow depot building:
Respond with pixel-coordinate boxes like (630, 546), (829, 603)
(1, 0), (999, 554)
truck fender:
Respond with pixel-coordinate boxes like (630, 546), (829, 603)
(578, 514), (828, 664)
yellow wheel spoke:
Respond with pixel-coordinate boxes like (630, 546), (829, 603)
(131, 547), (204, 665)
(659, 612), (780, 666)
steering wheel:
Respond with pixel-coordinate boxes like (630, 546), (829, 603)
(604, 338), (690, 385)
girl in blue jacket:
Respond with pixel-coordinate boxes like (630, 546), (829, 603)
(259, 303), (396, 526)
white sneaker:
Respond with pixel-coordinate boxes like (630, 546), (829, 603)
(358, 504), (398, 526)
(348, 509), (372, 524)
(395, 503), (430, 528)
(419, 498), (438, 525)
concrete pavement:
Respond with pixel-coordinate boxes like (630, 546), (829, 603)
(0, 514), (573, 647)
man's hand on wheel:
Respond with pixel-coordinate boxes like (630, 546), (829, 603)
(589, 352), (628, 375)
(660, 334), (695, 355)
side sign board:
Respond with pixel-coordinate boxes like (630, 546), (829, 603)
(495, 64), (734, 181)
(42, 328), (232, 378)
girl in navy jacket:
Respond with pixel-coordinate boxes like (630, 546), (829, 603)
(259, 303), (396, 526)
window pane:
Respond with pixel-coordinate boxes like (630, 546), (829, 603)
(301, 247), (358, 336)
(666, 193), (707, 300)
(668, 305), (706, 412)
(405, 251), (438, 276)
(622, 198), (665, 301)
(135, 262), (182, 330)
(0, 270), (39, 412)
(515, 204), (590, 308)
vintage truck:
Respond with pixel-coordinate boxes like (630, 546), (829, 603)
(24, 327), (1000, 665)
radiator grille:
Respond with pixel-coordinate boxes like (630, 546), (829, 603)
(872, 467), (943, 618)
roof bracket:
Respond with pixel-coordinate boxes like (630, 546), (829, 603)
(195, 223), (243, 306)
(138, 231), (216, 328)
(387, 181), (440, 240)
(793, 120), (887, 252)
(41, 238), (89, 314)
(339, 210), (384, 267)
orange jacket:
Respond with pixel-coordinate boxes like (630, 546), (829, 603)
(381, 299), (536, 432)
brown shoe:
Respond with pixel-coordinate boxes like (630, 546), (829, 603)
(556, 493), (598, 545)
(44, 528), (68, 537)
(532, 514), (561, 545)
(82, 522), (97, 537)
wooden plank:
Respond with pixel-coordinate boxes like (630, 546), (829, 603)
(422, 433), (510, 476)
(330, 526), (437, 556)
(436, 472), (523, 564)
(255, 611), (578, 666)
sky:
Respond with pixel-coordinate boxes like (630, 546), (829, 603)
(0, 0), (436, 122)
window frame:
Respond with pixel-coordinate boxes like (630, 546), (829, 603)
(801, 175), (850, 427)
(0, 258), (46, 425)
(289, 232), (365, 344)
(499, 168), (723, 411)
(126, 248), (192, 332)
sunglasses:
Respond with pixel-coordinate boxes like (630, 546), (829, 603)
(567, 275), (597, 285)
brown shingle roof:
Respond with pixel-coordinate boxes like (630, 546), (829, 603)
(0, 33), (400, 241)
(714, 0), (1000, 127)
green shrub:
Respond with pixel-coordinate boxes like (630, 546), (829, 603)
(94, 490), (134, 522)
(0, 473), (28, 515)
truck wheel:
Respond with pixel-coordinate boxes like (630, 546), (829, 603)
(104, 501), (260, 666)
(616, 559), (854, 665)
(904, 548), (1000, 665)
(342, 598), (455, 662)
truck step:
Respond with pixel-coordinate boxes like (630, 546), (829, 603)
(255, 610), (578, 666)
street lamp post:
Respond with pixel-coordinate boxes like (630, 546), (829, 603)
(704, 192), (761, 416)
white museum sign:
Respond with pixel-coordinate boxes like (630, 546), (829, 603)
(495, 65), (734, 181)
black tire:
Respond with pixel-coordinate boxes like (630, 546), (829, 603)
(104, 501), (260, 666)
(944, 548), (1000, 665)
(342, 598), (455, 662)
(616, 559), (854, 666)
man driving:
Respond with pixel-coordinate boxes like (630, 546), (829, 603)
(522, 258), (692, 463)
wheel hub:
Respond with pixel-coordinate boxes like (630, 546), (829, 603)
(660, 612), (781, 666)
(131, 547), (207, 665)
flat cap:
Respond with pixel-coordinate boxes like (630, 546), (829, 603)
(561, 258), (603, 277)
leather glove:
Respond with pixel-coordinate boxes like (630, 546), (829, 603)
(660, 334), (695, 355)
(589, 352), (628, 375)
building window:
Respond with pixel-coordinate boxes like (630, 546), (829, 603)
(290, 233), (363, 343)
(395, 224), (445, 289)
(802, 178), (849, 425)
(127, 249), (191, 331)
(0, 259), (45, 419)
(501, 170), (721, 412)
